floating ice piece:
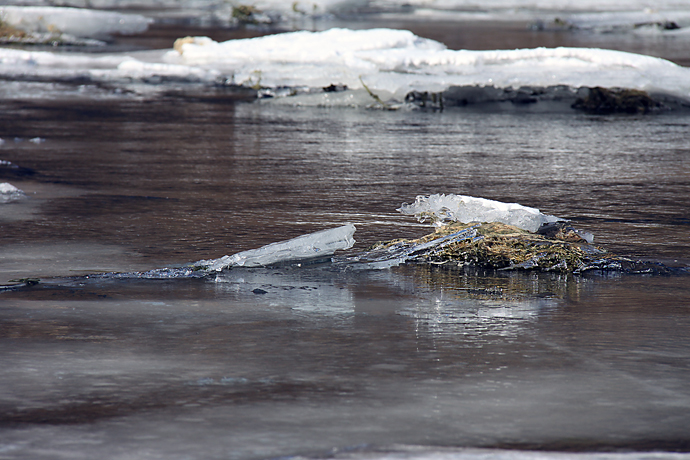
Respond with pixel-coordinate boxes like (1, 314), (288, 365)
(398, 194), (563, 233)
(195, 224), (356, 271)
(0, 6), (152, 40)
(0, 182), (26, 204)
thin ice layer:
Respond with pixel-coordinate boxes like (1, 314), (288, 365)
(195, 224), (356, 271)
(398, 194), (562, 233)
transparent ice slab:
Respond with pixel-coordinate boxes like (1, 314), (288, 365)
(194, 223), (356, 271)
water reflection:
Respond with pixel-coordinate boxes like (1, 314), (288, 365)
(2, 268), (689, 458)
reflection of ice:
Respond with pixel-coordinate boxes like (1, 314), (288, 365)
(400, 297), (560, 339)
(195, 224), (356, 270)
(213, 269), (356, 315)
(398, 194), (562, 232)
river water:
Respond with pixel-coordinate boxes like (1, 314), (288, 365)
(1, 18), (690, 460)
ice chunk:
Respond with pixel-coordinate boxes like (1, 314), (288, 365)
(0, 6), (152, 40)
(398, 194), (563, 233)
(0, 182), (26, 204)
(195, 224), (356, 271)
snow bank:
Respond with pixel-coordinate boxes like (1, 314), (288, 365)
(195, 224), (356, 271)
(398, 194), (562, 232)
(0, 6), (151, 40)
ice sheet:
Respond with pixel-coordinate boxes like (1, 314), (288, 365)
(398, 194), (562, 232)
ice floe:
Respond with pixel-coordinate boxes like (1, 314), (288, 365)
(0, 182), (27, 203)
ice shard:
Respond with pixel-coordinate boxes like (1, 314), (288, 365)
(398, 194), (563, 233)
(195, 224), (356, 271)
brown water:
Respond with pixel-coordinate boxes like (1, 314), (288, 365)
(1, 18), (690, 460)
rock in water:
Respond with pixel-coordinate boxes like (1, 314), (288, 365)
(359, 222), (677, 274)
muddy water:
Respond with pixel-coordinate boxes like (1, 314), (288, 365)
(1, 19), (690, 460)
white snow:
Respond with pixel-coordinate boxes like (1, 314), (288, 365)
(165, 28), (690, 105)
(0, 182), (27, 204)
(195, 224), (356, 270)
(398, 194), (562, 232)
(0, 6), (152, 40)
(2, 23), (690, 103)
